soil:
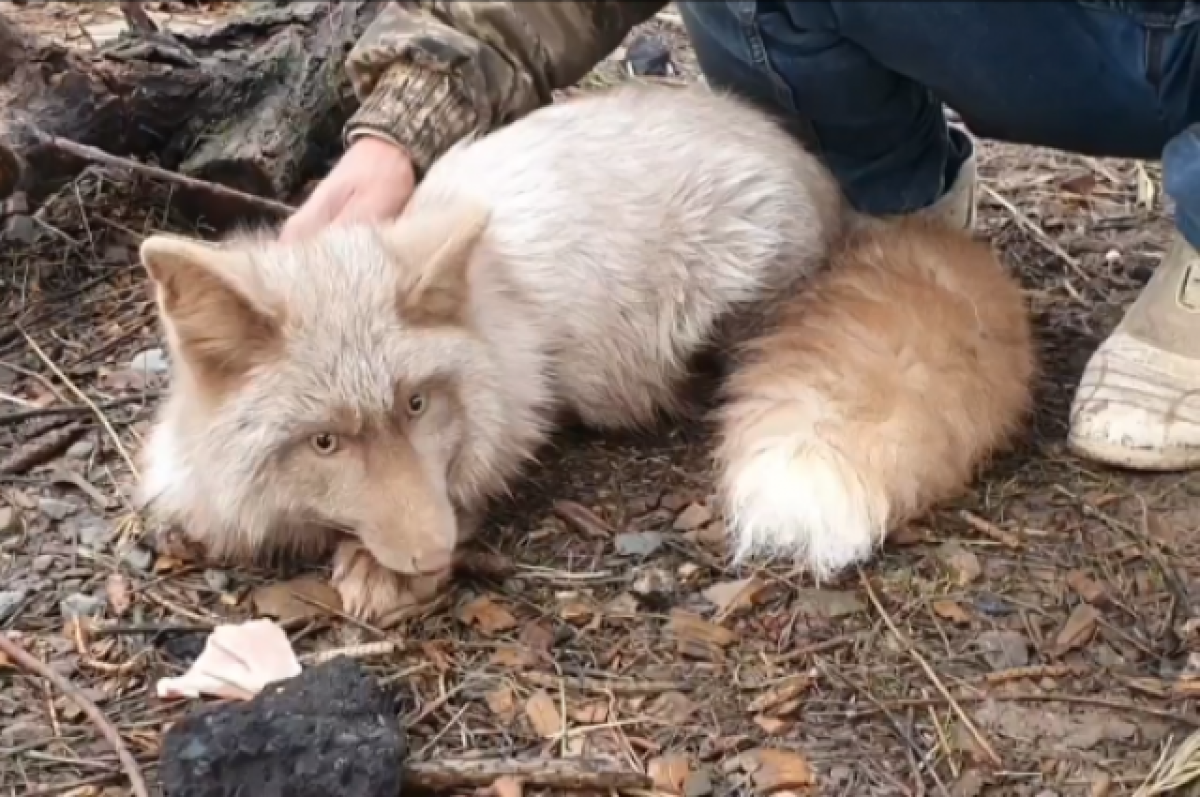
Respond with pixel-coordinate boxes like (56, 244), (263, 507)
(2, 4), (1200, 797)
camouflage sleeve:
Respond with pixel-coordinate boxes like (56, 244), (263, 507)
(343, 1), (667, 176)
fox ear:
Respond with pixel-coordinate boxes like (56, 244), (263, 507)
(139, 235), (282, 379)
(386, 204), (490, 325)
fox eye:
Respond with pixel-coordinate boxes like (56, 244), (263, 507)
(310, 433), (339, 455)
(406, 393), (427, 416)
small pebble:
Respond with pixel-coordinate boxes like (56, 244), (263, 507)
(73, 516), (111, 548)
(129, 347), (169, 375)
(0, 506), (20, 536)
(32, 554), (54, 573)
(204, 569), (231, 593)
(60, 592), (105, 620)
(683, 768), (714, 797)
(632, 567), (676, 596)
(38, 497), (76, 521)
(615, 531), (664, 557)
(673, 503), (713, 531)
(3, 214), (37, 245)
(67, 438), (95, 459)
(122, 544), (154, 573)
(0, 589), (28, 622)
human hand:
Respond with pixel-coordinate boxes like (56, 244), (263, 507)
(279, 135), (416, 243)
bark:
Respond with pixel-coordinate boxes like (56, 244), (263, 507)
(0, 1), (383, 223)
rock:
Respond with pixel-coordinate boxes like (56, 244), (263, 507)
(975, 630), (1029, 670)
(623, 33), (675, 77)
(129, 347), (170, 375)
(204, 570), (232, 593)
(615, 531), (664, 557)
(38, 497), (76, 521)
(793, 588), (865, 619)
(3, 214), (37, 245)
(60, 592), (105, 620)
(122, 545), (155, 573)
(632, 567), (677, 596)
(938, 542), (982, 585)
(159, 657), (405, 797)
(66, 438), (95, 459)
(673, 503), (713, 531)
(683, 767), (714, 797)
(0, 506), (20, 536)
(0, 589), (28, 623)
(73, 515), (112, 548)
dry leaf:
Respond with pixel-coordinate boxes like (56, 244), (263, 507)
(932, 600), (972, 625)
(646, 691), (698, 724)
(674, 503), (713, 531)
(1054, 604), (1100, 654)
(739, 748), (815, 794)
(747, 675), (811, 715)
(649, 754), (691, 795)
(457, 594), (518, 635)
(753, 716), (793, 735)
(490, 646), (537, 669)
(524, 690), (563, 739)
(571, 701), (608, 723)
(1066, 571), (1107, 605)
(105, 573), (131, 616)
(703, 578), (765, 616)
(485, 685), (518, 721)
(153, 555), (186, 574)
(251, 575), (342, 623)
(1060, 172), (1098, 196)
(938, 543), (982, 585)
(519, 621), (555, 652)
(559, 598), (594, 625)
(668, 609), (737, 647)
(491, 775), (524, 797)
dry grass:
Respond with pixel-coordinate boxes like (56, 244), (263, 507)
(3, 5), (1200, 797)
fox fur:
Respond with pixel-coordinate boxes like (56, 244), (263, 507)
(136, 83), (846, 620)
(715, 215), (1036, 580)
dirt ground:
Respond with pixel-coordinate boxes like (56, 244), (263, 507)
(3, 4), (1200, 797)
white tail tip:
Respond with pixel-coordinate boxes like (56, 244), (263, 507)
(721, 437), (891, 581)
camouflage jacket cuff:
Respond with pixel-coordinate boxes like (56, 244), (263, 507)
(344, 65), (480, 178)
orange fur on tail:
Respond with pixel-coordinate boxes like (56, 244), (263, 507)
(715, 217), (1035, 579)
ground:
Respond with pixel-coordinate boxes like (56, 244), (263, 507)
(2, 4), (1200, 797)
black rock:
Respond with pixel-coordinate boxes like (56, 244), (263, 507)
(624, 33), (675, 77)
(159, 657), (405, 797)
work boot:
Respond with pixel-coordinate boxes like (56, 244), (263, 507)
(1069, 231), (1200, 470)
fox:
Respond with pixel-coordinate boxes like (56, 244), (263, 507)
(135, 83), (847, 621)
(714, 214), (1036, 581)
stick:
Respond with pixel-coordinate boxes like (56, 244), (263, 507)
(404, 759), (651, 791)
(119, 2), (159, 34)
(0, 391), (161, 427)
(859, 570), (1004, 768)
(33, 132), (295, 219)
(0, 632), (150, 797)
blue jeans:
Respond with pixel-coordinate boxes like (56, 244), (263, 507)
(678, 1), (1200, 247)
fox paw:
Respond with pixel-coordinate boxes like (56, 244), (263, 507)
(331, 539), (452, 623)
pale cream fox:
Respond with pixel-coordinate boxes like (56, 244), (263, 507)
(136, 84), (846, 621)
(715, 216), (1036, 580)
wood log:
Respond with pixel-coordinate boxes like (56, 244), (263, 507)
(0, 1), (383, 224)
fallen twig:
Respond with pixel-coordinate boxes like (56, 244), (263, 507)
(119, 1), (160, 34)
(32, 132), (295, 219)
(859, 570), (1004, 768)
(404, 758), (651, 791)
(0, 391), (161, 427)
(0, 632), (150, 797)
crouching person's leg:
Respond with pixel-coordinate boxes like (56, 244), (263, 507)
(1070, 120), (1200, 469)
(680, 0), (1200, 470)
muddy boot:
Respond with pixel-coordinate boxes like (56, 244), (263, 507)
(1069, 231), (1200, 470)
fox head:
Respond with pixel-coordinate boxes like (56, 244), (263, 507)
(136, 205), (504, 577)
